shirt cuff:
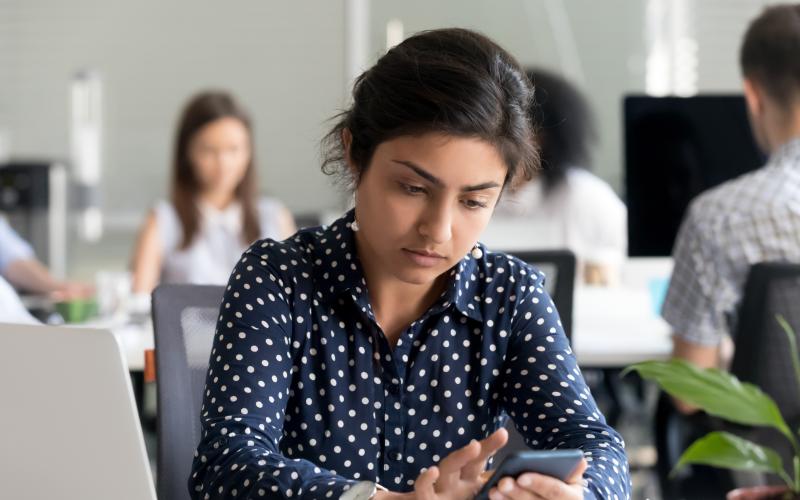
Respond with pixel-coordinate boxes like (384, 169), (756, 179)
(340, 481), (377, 500)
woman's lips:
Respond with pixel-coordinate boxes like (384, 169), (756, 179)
(402, 248), (445, 267)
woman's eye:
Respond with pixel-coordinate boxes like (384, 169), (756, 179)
(400, 183), (426, 195)
(463, 199), (488, 209)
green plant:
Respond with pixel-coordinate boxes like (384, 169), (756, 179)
(623, 315), (800, 494)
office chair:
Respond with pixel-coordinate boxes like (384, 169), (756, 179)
(729, 262), (800, 478)
(504, 249), (576, 340)
(151, 284), (225, 500)
(493, 249), (577, 462)
(655, 262), (800, 499)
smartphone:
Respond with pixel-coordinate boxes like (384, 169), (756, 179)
(475, 449), (584, 500)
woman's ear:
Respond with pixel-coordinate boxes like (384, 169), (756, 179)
(743, 77), (763, 120)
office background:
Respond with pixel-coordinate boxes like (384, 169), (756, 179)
(0, 0), (770, 276)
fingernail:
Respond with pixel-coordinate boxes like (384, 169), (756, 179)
(499, 480), (513, 493)
(518, 474), (532, 487)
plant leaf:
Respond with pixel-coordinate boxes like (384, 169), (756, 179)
(624, 359), (792, 440)
(776, 314), (800, 405)
(673, 432), (792, 488)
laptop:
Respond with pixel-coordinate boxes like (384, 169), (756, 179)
(0, 323), (157, 500)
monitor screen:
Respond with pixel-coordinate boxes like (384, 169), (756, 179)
(624, 94), (765, 257)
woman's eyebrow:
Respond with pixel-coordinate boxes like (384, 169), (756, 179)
(392, 159), (501, 192)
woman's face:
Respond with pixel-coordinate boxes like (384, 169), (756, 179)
(188, 117), (251, 196)
(353, 133), (507, 287)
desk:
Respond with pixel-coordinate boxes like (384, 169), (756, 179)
(572, 258), (674, 368)
(572, 286), (672, 368)
(80, 316), (153, 371)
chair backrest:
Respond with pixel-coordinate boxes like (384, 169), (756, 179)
(731, 262), (800, 424)
(503, 249), (576, 340)
(151, 284), (225, 500)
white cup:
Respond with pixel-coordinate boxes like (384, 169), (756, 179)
(95, 270), (132, 318)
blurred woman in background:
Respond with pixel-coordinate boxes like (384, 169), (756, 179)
(492, 69), (627, 285)
(131, 91), (295, 293)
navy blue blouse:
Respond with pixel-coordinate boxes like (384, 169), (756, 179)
(189, 211), (630, 499)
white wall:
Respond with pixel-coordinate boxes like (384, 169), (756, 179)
(0, 0), (348, 224)
(369, 0), (648, 194)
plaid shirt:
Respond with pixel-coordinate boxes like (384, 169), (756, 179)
(662, 137), (800, 346)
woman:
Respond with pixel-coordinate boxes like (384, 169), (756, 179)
(131, 91), (296, 294)
(190, 30), (629, 499)
(490, 69), (627, 286)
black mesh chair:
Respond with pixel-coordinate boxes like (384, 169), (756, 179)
(493, 249), (577, 462)
(504, 250), (576, 340)
(151, 284), (225, 500)
(729, 262), (800, 478)
(655, 262), (800, 498)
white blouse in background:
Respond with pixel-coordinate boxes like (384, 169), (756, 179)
(484, 167), (627, 275)
(154, 197), (287, 286)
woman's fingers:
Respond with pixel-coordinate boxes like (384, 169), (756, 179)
(461, 427), (509, 479)
(513, 472), (582, 500)
(435, 439), (482, 491)
(491, 476), (541, 500)
(414, 466), (440, 500)
(564, 457), (587, 485)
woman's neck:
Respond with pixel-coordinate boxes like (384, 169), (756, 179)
(199, 191), (237, 211)
(355, 232), (447, 344)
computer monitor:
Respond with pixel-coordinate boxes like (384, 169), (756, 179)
(624, 95), (765, 257)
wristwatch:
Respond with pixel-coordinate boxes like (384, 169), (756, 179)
(340, 481), (378, 500)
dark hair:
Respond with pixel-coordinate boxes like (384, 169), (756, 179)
(740, 4), (800, 106)
(171, 91), (260, 249)
(321, 28), (539, 188)
(525, 68), (597, 194)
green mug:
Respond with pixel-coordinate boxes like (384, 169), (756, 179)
(54, 298), (99, 323)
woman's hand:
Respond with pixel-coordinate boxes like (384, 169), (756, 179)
(412, 427), (509, 500)
(726, 485), (790, 500)
(486, 458), (587, 500)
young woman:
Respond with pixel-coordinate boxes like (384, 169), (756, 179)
(190, 30), (629, 500)
(131, 91), (296, 294)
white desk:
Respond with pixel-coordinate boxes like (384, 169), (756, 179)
(572, 258), (674, 368)
(572, 286), (672, 368)
(80, 316), (153, 371)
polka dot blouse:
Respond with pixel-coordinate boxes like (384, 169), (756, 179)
(189, 210), (631, 499)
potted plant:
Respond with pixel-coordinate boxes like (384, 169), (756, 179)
(624, 316), (800, 500)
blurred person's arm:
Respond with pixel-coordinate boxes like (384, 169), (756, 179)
(671, 336), (721, 414)
(130, 210), (163, 295)
(662, 199), (736, 415)
(277, 205), (297, 239)
(4, 258), (92, 300)
(568, 170), (627, 286)
(0, 217), (91, 299)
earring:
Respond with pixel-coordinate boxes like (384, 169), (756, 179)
(351, 192), (360, 231)
(470, 245), (483, 259)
